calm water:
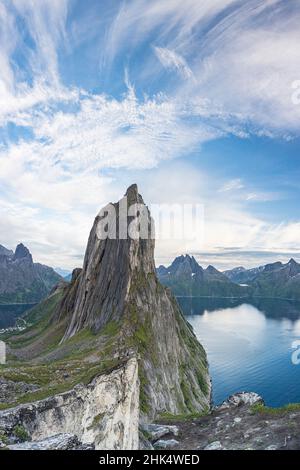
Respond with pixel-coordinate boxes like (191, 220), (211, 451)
(178, 297), (300, 407)
(0, 304), (35, 329)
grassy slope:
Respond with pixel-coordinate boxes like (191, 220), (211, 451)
(0, 290), (124, 410)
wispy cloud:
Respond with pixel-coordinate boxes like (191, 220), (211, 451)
(0, 0), (300, 268)
(219, 179), (244, 192)
(154, 46), (194, 80)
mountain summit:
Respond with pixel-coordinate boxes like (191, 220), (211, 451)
(53, 185), (211, 417)
(0, 244), (62, 303)
(158, 255), (250, 298)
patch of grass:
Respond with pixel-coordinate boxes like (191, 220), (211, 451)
(0, 432), (8, 445)
(251, 402), (300, 416)
(0, 356), (122, 410)
(4, 292), (63, 348)
(14, 425), (30, 442)
(139, 364), (151, 415)
(100, 321), (119, 338)
(140, 428), (152, 440)
(87, 412), (105, 431)
(64, 327), (95, 345)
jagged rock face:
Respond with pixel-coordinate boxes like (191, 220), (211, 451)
(0, 243), (62, 303)
(63, 185), (155, 338)
(13, 243), (32, 261)
(7, 433), (95, 450)
(58, 185), (211, 418)
(0, 358), (139, 450)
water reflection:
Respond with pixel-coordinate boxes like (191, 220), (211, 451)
(178, 297), (300, 407)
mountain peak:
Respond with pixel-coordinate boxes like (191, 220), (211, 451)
(170, 254), (202, 274)
(13, 243), (32, 261)
(54, 186), (210, 417)
(288, 258), (298, 265)
(125, 183), (144, 205)
(206, 265), (220, 274)
(63, 186), (155, 338)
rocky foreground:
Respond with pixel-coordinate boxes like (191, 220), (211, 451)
(2, 392), (300, 450)
(149, 393), (300, 451)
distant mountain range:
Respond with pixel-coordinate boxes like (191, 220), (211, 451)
(0, 243), (62, 304)
(157, 255), (250, 298)
(54, 267), (72, 279)
(224, 258), (300, 300)
(158, 255), (300, 301)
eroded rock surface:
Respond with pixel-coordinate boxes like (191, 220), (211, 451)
(54, 184), (211, 418)
(0, 358), (139, 450)
(7, 433), (94, 450)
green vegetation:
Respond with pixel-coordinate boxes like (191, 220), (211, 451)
(0, 356), (121, 410)
(99, 320), (119, 338)
(14, 425), (30, 442)
(251, 402), (300, 416)
(87, 413), (105, 431)
(139, 364), (151, 415)
(0, 432), (8, 445)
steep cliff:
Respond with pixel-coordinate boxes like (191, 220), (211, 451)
(55, 184), (210, 418)
(0, 358), (139, 450)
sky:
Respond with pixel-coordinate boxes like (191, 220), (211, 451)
(1, 0), (300, 271)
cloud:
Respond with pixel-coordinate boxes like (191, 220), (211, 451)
(219, 179), (244, 192)
(1, 0), (300, 269)
(154, 46), (194, 80)
(180, 0), (300, 132)
(100, 0), (236, 71)
(102, 0), (300, 134)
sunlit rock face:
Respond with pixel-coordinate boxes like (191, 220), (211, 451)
(0, 358), (140, 450)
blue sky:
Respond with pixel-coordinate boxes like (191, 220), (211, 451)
(1, 0), (300, 270)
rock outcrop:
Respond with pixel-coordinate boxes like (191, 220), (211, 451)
(55, 184), (211, 418)
(7, 433), (94, 450)
(148, 392), (300, 450)
(0, 243), (62, 303)
(0, 358), (139, 450)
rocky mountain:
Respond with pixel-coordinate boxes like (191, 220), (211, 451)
(0, 243), (62, 304)
(56, 185), (211, 416)
(224, 258), (300, 300)
(157, 255), (250, 298)
(223, 265), (264, 284)
(0, 185), (210, 449)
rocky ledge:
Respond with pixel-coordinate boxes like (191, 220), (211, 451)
(0, 358), (139, 450)
(141, 393), (300, 451)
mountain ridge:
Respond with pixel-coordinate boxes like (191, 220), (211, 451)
(157, 254), (250, 298)
(0, 243), (62, 304)
(224, 258), (300, 300)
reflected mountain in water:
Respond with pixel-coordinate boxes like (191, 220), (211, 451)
(178, 296), (300, 407)
(178, 296), (300, 322)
